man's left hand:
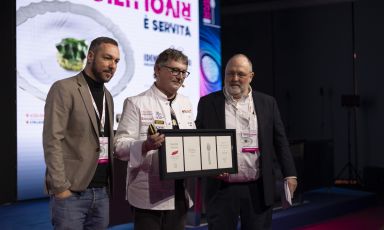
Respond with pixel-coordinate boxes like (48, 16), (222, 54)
(286, 177), (298, 196)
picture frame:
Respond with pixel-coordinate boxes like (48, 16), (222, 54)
(158, 129), (238, 180)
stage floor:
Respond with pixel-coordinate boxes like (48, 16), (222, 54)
(0, 187), (382, 230)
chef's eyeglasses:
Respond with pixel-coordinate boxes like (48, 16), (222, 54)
(162, 65), (190, 78)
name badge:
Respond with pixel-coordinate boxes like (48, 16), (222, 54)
(98, 137), (109, 164)
(240, 130), (258, 154)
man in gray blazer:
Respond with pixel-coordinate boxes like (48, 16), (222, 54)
(43, 37), (120, 229)
(196, 54), (297, 230)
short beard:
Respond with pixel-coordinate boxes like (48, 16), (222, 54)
(91, 61), (110, 83)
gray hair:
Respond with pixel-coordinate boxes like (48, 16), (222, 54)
(155, 48), (188, 68)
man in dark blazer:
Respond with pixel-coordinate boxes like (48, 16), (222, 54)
(196, 54), (297, 230)
(43, 37), (120, 229)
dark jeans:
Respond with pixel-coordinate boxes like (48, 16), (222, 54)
(206, 180), (272, 230)
(50, 187), (109, 230)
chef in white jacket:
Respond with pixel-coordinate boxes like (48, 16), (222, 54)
(114, 48), (195, 230)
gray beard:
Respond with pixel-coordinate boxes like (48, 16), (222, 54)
(226, 85), (242, 96)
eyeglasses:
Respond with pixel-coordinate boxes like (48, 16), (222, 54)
(225, 71), (253, 79)
(162, 65), (190, 78)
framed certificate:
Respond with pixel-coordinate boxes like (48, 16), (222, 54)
(158, 129), (237, 179)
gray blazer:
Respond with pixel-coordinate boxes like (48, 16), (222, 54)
(43, 73), (114, 194)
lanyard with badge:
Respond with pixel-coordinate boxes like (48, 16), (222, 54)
(88, 87), (109, 164)
(229, 96), (259, 154)
(224, 95), (260, 182)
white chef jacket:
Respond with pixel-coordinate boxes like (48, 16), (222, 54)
(114, 84), (195, 210)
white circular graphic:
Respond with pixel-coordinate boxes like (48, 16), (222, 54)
(17, 1), (135, 100)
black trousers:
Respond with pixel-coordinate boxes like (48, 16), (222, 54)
(133, 180), (188, 230)
(206, 179), (272, 230)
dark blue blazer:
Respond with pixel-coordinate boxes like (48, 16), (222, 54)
(195, 90), (297, 206)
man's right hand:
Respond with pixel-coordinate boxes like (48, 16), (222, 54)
(142, 133), (165, 153)
(54, 189), (72, 199)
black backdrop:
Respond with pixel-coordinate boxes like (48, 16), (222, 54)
(221, 0), (384, 191)
(2, 0), (17, 204)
